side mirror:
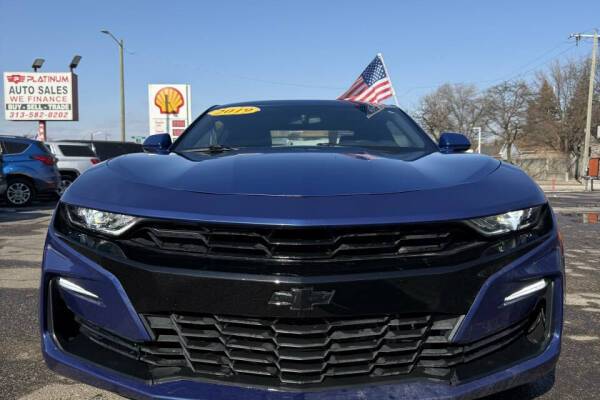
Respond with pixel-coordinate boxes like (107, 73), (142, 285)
(438, 132), (471, 153)
(143, 133), (172, 154)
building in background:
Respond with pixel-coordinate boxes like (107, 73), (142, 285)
(148, 84), (191, 139)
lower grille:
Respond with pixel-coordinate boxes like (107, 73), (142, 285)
(78, 313), (529, 387)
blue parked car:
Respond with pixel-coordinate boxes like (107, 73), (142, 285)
(0, 149), (6, 198)
(41, 101), (563, 400)
(1, 135), (61, 206)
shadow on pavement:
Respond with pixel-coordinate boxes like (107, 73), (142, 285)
(0, 199), (57, 222)
(483, 370), (555, 399)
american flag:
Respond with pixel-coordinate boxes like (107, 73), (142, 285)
(338, 55), (395, 104)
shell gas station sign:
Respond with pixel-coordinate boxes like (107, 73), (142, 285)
(148, 84), (191, 138)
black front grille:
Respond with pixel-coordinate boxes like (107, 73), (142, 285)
(78, 312), (529, 388)
(121, 221), (484, 264)
(55, 203), (554, 275)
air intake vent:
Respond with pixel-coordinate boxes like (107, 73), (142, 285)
(77, 312), (529, 387)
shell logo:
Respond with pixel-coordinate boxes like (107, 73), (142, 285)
(154, 87), (185, 114)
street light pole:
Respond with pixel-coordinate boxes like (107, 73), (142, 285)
(101, 30), (126, 142)
(165, 94), (170, 136)
(32, 58), (46, 141)
(118, 39), (125, 143)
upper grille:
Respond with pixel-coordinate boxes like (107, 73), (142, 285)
(121, 222), (484, 264)
(78, 312), (529, 388)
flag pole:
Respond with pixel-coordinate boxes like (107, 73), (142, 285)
(377, 53), (400, 107)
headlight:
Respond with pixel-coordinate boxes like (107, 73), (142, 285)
(65, 205), (139, 236)
(466, 206), (542, 236)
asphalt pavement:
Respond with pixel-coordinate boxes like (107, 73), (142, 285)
(0, 193), (599, 400)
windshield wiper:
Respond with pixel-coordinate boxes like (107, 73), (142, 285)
(183, 145), (238, 154)
(316, 143), (337, 147)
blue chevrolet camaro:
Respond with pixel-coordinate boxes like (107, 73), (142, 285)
(41, 100), (563, 400)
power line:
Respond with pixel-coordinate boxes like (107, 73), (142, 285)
(213, 41), (577, 92)
(202, 69), (346, 90)
(398, 41), (578, 95)
(480, 41), (573, 83)
(130, 52), (346, 91)
(130, 37), (582, 97)
(490, 44), (578, 83)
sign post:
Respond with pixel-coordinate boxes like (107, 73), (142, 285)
(38, 121), (46, 141)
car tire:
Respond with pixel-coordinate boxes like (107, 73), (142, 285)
(58, 175), (75, 196)
(5, 178), (35, 207)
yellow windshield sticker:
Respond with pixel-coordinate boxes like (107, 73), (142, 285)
(208, 106), (261, 116)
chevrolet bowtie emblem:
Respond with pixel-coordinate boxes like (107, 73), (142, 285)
(269, 288), (335, 311)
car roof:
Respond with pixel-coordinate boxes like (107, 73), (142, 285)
(211, 99), (394, 108)
(0, 135), (36, 142)
(47, 141), (92, 146)
(60, 140), (139, 145)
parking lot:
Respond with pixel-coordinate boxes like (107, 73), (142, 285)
(0, 192), (599, 400)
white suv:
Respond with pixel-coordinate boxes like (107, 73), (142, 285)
(46, 142), (100, 195)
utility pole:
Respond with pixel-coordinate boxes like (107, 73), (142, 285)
(101, 30), (126, 142)
(570, 30), (598, 177)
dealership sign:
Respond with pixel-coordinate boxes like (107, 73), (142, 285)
(148, 84), (191, 137)
(3, 72), (79, 121)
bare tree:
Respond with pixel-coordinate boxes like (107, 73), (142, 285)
(441, 83), (489, 140)
(485, 81), (532, 163)
(415, 83), (488, 140)
(548, 60), (586, 157)
(415, 91), (450, 140)
(524, 77), (561, 150)
(530, 59), (600, 176)
(412, 56), (600, 177)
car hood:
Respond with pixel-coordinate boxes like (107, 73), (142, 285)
(65, 157), (545, 226)
(105, 150), (501, 197)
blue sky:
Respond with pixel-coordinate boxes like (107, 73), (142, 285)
(1, 0), (598, 140)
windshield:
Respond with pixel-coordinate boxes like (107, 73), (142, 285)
(174, 103), (436, 156)
(58, 144), (96, 157)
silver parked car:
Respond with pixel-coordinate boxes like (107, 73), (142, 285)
(46, 142), (100, 195)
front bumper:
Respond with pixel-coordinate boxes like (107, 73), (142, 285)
(43, 332), (559, 400)
(41, 223), (564, 400)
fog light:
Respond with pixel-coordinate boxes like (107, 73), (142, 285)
(504, 279), (547, 303)
(57, 277), (99, 300)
